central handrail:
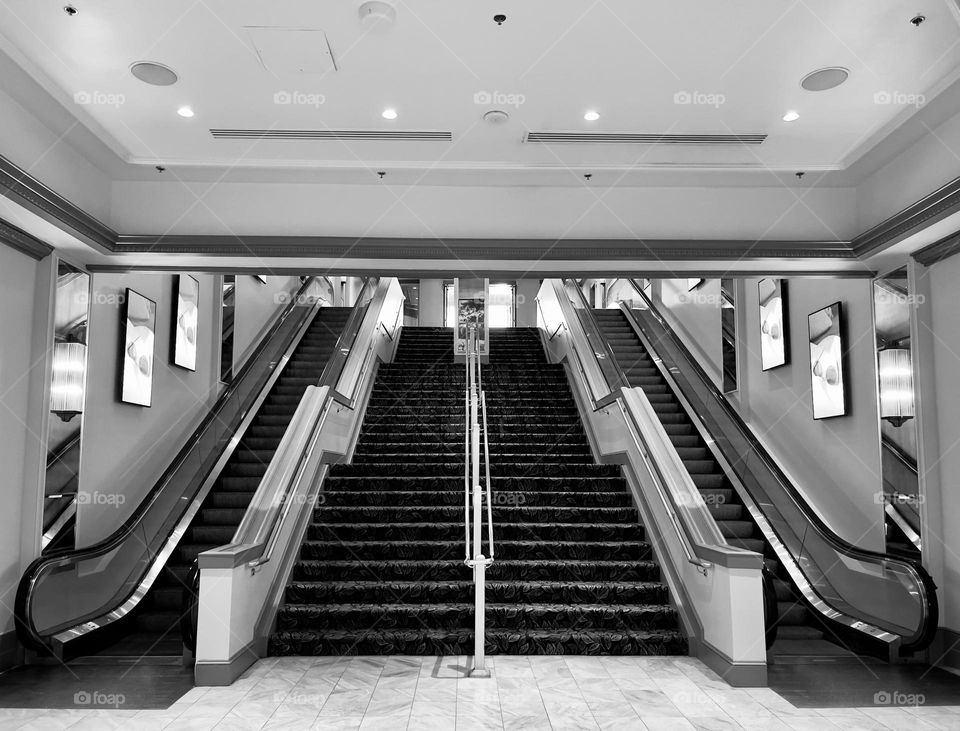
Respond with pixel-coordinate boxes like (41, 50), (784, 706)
(463, 325), (493, 678)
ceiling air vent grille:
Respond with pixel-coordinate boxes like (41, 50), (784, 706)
(210, 129), (452, 141)
(524, 132), (766, 145)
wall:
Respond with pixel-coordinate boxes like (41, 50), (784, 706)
(516, 279), (540, 327)
(653, 277), (885, 551)
(77, 272), (220, 546)
(0, 52), (113, 224)
(418, 279), (446, 326)
(110, 181), (858, 242)
(232, 276), (301, 369)
(656, 279), (724, 388)
(926, 254), (960, 633)
(0, 244), (41, 646)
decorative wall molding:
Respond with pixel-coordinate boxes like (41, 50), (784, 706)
(853, 175), (960, 257)
(113, 235), (857, 262)
(89, 264), (877, 278)
(914, 229), (960, 266)
(2, 150), (959, 268)
(0, 217), (53, 260)
(0, 155), (116, 252)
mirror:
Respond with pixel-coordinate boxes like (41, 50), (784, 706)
(873, 268), (921, 557)
(220, 275), (236, 382)
(42, 261), (91, 552)
(721, 278), (737, 393)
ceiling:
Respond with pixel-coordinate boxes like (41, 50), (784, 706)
(1, 0), (959, 184)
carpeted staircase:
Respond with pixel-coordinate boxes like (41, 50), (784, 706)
(270, 326), (686, 656)
(592, 308), (836, 654)
(96, 306), (351, 657)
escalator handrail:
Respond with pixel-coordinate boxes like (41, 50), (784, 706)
(238, 278), (396, 566)
(15, 277), (322, 651)
(623, 281), (938, 651)
(881, 434), (919, 474)
(538, 284), (621, 411)
(315, 278), (400, 409)
(565, 281), (630, 395)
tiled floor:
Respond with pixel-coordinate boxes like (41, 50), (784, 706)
(1, 655), (959, 730)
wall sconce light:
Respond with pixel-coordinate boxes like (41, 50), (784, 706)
(878, 347), (914, 427)
(50, 341), (87, 422)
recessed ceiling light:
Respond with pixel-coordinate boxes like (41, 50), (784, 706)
(382, 108), (398, 120)
(584, 110), (600, 121)
(782, 110), (800, 122)
(800, 67), (850, 92)
(130, 61), (179, 87)
(177, 106), (195, 118)
(483, 109), (510, 124)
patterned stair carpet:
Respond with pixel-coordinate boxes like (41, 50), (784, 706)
(94, 306), (352, 658)
(592, 308), (839, 654)
(270, 326), (687, 656)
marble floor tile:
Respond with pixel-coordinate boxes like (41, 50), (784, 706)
(3, 655), (959, 731)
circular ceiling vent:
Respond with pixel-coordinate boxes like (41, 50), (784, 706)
(130, 61), (178, 86)
(800, 67), (849, 92)
(483, 109), (510, 124)
(358, 1), (396, 28)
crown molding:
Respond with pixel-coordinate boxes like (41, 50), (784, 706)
(914, 229), (960, 266)
(88, 263), (876, 278)
(853, 174), (960, 258)
(111, 234), (856, 262)
(1, 151), (958, 267)
(0, 155), (116, 253)
(0, 217), (53, 260)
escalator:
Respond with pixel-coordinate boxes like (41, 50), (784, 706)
(102, 307), (351, 657)
(593, 309), (830, 653)
(584, 283), (937, 661)
(15, 278), (362, 661)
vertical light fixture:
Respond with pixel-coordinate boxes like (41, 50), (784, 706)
(878, 347), (915, 427)
(50, 341), (87, 421)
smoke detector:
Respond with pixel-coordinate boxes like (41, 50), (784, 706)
(359, 1), (396, 29)
(483, 109), (510, 124)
